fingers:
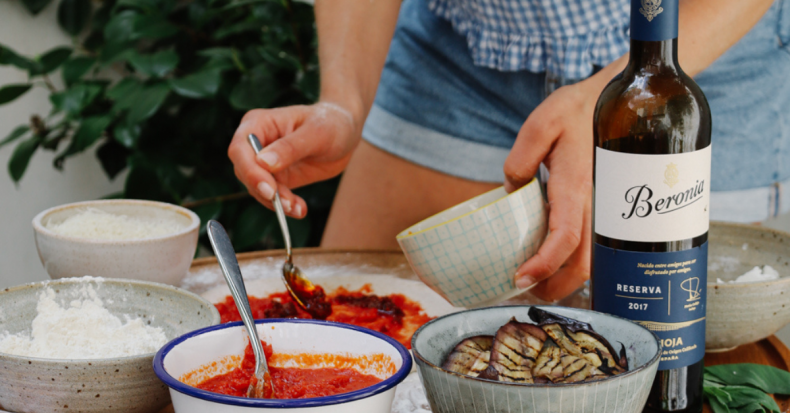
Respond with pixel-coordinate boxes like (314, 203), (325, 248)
(503, 111), (561, 193)
(528, 199), (591, 302)
(254, 117), (332, 175)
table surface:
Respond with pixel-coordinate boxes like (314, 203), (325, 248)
(162, 248), (790, 413)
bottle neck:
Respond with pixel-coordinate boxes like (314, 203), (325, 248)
(628, 0), (680, 74)
(626, 38), (679, 73)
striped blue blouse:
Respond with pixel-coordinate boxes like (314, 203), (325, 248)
(428, 0), (631, 79)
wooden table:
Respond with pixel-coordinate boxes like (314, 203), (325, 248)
(163, 248), (790, 413)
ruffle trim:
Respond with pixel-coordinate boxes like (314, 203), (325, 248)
(429, 0), (630, 79)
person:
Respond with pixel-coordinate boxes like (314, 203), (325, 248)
(228, 0), (789, 302)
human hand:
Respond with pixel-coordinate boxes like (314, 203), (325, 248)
(228, 102), (360, 218)
(503, 82), (596, 302)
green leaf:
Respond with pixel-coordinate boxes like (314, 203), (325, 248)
(168, 68), (223, 99)
(57, 0), (92, 36)
(0, 126), (31, 149)
(57, 115), (112, 159)
(133, 15), (179, 40)
(96, 139), (129, 179)
(214, 20), (262, 40)
(8, 135), (42, 182)
(0, 46), (36, 71)
(216, 0), (278, 12)
(229, 65), (277, 110)
(705, 386), (733, 407)
(33, 47), (73, 75)
(706, 364), (790, 395)
(103, 10), (138, 43)
(707, 395), (731, 413)
(112, 123), (140, 148)
(61, 56), (96, 85)
(128, 50), (179, 77)
(724, 386), (780, 412)
(193, 203), (222, 234)
(126, 82), (170, 124)
(232, 203), (276, 250)
(114, 0), (158, 13)
(0, 84), (33, 105)
(106, 78), (139, 101)
(49, 83), (103, 116)
(125, 161), (171, 202)
(20, 0), (54, 15)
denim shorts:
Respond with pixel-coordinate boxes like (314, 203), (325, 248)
(363, 0), (790, 222)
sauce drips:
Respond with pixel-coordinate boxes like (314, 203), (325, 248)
(195, 341), (383, 399)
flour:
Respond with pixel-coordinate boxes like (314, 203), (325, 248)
(717, 265), (782, 284)
(0, 282), (167, 359)
(46, 207), (184, 240)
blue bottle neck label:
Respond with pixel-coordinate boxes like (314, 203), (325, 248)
(592, 242), (707, 370)
(630, 0), (679, 41)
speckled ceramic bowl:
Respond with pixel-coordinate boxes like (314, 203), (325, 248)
(397, 180), (547, 308)
(33, 199), (200, 286)
(0, 277), (220, 413)
(412, 306), (661, 413)
(706, 222), (790, 351)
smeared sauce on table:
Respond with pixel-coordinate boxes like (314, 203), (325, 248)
(194, 341), (385, 399)
(215, 284), (433, 349)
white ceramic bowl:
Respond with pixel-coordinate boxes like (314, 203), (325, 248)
(154, 319), (412, 412)
(33, 199), (200, 286)
(397, 180), (547, 308)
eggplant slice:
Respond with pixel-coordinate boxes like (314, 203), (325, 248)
(441, 335), (493, 378)
(486, 318), (547, 383)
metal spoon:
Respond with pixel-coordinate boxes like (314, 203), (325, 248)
(207, 220), (274, 399)
(247, 134), (332, 319)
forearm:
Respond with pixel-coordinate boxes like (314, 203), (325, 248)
(582, 0), (774, 95)
(314, 0), (401, 123)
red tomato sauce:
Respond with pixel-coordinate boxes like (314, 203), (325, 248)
(195, 341), (382, 399)
(214, 285), (434, 349)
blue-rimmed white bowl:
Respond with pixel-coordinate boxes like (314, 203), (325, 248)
(154, 319), (412, 412)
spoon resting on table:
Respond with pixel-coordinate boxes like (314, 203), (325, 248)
(247, 133), (332, 319)
(207, 220), (274, 399)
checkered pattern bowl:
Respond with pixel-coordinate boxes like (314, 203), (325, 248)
(396, 179), (547, 308)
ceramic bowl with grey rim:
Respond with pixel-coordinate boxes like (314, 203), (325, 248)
(0, 277), (220, 413)
(706, 222), (790, 351)
(411, 306), (661, 413)
(33, 199), (200, 286)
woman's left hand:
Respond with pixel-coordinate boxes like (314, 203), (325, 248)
(503, 81), (599, 302)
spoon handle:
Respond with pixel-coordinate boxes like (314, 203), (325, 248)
(207, 220), (270, 377)
(247, 133), (293, 264)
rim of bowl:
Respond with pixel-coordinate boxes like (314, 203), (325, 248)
(153, 318), (414, 408)
(396, 178), (539, 240)
(707, 221), (790, 288)
(0, 277), (220, 363)
(32, 199), (200, 244)
(410, 305), (662, 388)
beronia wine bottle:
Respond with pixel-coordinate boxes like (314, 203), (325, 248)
(591, 0), (711, 412)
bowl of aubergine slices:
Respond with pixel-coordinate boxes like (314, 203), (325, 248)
(410, 306), (661, 413)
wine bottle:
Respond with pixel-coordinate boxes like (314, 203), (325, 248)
(591, 0), (711, 412)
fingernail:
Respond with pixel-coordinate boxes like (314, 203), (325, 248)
(258, 151), (279, 168)
(280, 197), (292, 213)
(293, 203), (302, 217)
(516, 275), (536, 289)
(257, 182), (275, 200)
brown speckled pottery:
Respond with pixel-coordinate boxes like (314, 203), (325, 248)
(0, 277), (220, 413)
(707, 222), (790, 351)
(32, 199), (200, 286)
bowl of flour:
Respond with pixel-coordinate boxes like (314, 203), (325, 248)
(0, 276), (219, 413)
(706, 222), (790, 351)
(33, 199), (200, 286)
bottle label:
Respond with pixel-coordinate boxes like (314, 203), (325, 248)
(630, 0), (679, 41)
(594, 146), (711, 243)
(593, 242), (707, 370)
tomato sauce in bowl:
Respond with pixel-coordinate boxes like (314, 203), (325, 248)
(194, 341), (384, 399)
(214, 285), (433, 349)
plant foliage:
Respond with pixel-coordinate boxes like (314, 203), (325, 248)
(1, 0), (337, 252)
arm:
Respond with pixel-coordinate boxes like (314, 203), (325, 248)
(227, 0), (401, 217)
(505, 0), (774, 302)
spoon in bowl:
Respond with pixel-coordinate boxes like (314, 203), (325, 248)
(207, 220), (274, 399)
(247, 134), (332, 319)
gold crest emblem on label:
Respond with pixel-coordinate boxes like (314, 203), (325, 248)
(639, 0), (664, 22)
(664, 162), (679, 188)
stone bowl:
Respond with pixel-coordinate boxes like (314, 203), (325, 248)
(0, 277), (220, 413)
(411, 305), (661, 413)
(706, 222), (790, 351)
(33, 199), (200, 286)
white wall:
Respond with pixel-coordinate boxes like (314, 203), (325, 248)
(0, 1), (124, 289)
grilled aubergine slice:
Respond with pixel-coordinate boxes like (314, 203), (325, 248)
(441, 335), (493, 378)
(485, 318), (547, 383)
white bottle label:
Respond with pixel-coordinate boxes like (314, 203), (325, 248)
(594, 145), (711, 242)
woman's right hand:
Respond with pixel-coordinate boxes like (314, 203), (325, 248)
(228, 101), (361, 218)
